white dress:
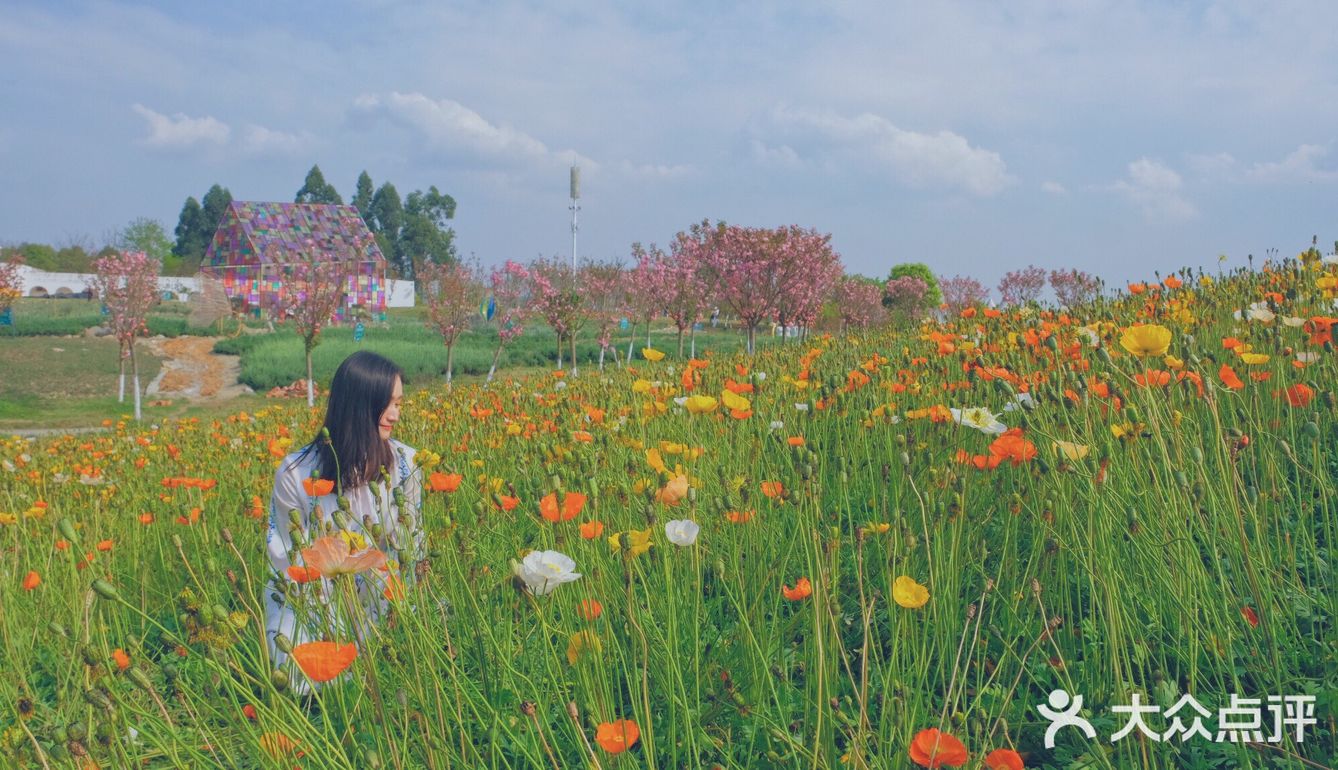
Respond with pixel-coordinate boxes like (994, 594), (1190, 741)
(263, 438), (422, 688)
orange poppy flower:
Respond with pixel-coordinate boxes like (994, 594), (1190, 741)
(494, 494), (520, 512)
(428, 472), (463, 493)
(723, 378), (754, 394)
(259, 732), (304, 759)
(955, 449), (1003, 470)
(909, 728), (969, 768)
(578, 599), (603, 621)
(302, 478), (335, 497)
(1303, 316), (1335, 346)
(985, 747), (1025, 770)
(1133, 370), (1171, 388)
(572, 430), (593, 443)
(782, 577), (812, 601)
(786, 436), (805, 447)
(655, 475), (689, 506)
(1127, 282), (1147, 295)
(579, 520), (605, 539)
(959, 307), (977, 319)
(242, 704), (258, 721)
(1222, 337), (1243, 351)
(595, 719), (640, 754)
(382, 574), (405, 601)
(286, 565), (322, 584)
(1175, 371), (1204, 397)
(1280, 383), (1314, 407)
(301, 535), (387, 577)
(540, 491), (587, 522)
(290, 640), (357, 682)
(22, 571), (40, 591)
(1162, 275), (1182, 289)
(725, 510), (755, 524)
(113, 649), (131, 671)
(96, 539), (114, 552)
(760, 481), (784, 499)
(1218, 364), (1245, 391)
(988, 428), (1037, 466)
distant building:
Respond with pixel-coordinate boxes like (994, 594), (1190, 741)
(202, 201), (391, 320)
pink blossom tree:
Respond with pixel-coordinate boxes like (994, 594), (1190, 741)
(1049, 268), (1103, 308)
(485, 260), (531, 383)
(624, 243), (669, 360)
(773, 228), (842, 342)
(265, 240), (358, 407)
(695, 222), (841, 354)
(882, 276), (929, 326)
(91, 250), (160, 420)
(939, 274), (989, 315)
(997, 265), (1048, 306)
(0, 254), (22, 317)
(832, 276), (887, 333)
(527, 257), (586, 372)
(578, 261), (626, 369)
(420, 258), (485, 385)
(664, 226), (715, 357)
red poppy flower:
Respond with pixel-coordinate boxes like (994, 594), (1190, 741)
(596, 719), (640, 754)
(985, 748), (1025, 770)
(302, 478), (335, 497)
(428, 472), (463, 493)
(782, 577), (812, 601)
(909, 728), (969, 768)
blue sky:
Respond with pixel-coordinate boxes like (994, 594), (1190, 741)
(2, 0), (1336, 290)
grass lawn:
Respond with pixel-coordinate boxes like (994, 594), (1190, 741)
(0, 336), (167, 428)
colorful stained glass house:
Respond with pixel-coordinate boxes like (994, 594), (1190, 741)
(201, 201), (387, 321)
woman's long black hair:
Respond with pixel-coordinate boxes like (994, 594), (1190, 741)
(293, 351), (402, 493)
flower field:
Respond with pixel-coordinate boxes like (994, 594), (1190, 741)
(2, 258), (1336, 769)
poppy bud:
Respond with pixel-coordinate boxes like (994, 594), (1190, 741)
(212, 605), (228, 625)
(91, 579), (120, 602)
(274, 633), (293, 654)
(66, 721), (87, 742)
(83, 689), (112, 712)
(288, 508), (302, 526)
(270, 669), (289, 691)
(172, 534), (184, 550)
(1190, 446), (1204, 464)
(1096, 346), (1112, 365)
(48, 622), (69, 639)
(80, 645), (100, 667)
(220, 528), (233, 545)
(127, 667), (154, 693)
(1302, 421), (1320, 440)
(57, 517), (81, 546)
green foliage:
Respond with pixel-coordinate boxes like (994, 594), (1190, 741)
(118, 217), (175, 272)
(7, 242), (93, 273)
(172, 196), (206, 266)
(887, 262), (942, 307)
(352, 171), (375, 229)
(295, 164), (343, 205)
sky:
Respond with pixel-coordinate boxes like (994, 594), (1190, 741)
(2, 0), (1337, 291)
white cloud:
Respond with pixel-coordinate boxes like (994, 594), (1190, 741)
(1245, 144), (1338, 183)
(618, 161), (695, 179)
(352, 91), (593, 168)
(132, 104), (230, 148)
(1112, 157), (1197, 221)
(763, 106), (1010, 195)
(1041, 180), (1068, 195)
(240, 124), (311, 156)
(749, 139), (802, 168)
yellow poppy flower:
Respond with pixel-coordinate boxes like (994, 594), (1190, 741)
(893, 576), (929, 609)
(684, 395), (718, 414)
(1052, 440), (1091, 461)
(720, 389), (751, 412)
(641, 348), (665, 362)
(1238, 352), (1270, 365)
(1119, 324), (1172, 358)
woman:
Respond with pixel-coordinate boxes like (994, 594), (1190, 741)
(264, 351), (423, 687)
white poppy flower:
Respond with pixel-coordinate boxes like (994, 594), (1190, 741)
(664, 519), (700, 547)
(950, 407), (1007, 434)
(769, 420), (785, 432)
(1002, 392), (1037, 412)
(794, 403), (809, 412)
(1282, 316), (1306, 327)
(514, 550), (581, 596)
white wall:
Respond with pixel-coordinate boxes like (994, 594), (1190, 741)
(16, 266), (199, 299)
(387, 279), (416, 308)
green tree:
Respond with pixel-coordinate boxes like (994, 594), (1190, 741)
(400, 186), (457, 278)
(15, 243), (58, 272)
(173, 197), (207, 267)
(352, 171), (375, 229)
(193, 185), (235, 272)
(295, 164), (343, 205)
(119, 217), (176, 272)
(370, 182), (405, 272)
(884, 263), (942, 309)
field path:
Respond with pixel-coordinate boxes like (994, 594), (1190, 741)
(143, 336), (252, 401)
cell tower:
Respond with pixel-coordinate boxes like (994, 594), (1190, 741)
(569, 166), (581, 271)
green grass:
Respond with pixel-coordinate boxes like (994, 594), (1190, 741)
(0, 337), (164, 425)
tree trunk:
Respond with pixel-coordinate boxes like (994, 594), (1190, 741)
(306, 343), (315, 408)
(118, 352), (126, 403)
(487, 343), (503, 383)
(690, 327), (696, 359)
(626, 326), (635, 362)
(556, 335), (563, 370)
(131, 342), (142, 421)
(599, 346), (606, 370)
(646, 322), (652, 347)
(445, 342), (455, 386)
(747, 325), (756, 355)
(570, 333), (577, 376)
(677, 326), (684, 358)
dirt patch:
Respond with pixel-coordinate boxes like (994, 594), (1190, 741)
(143, 336), (252, 401)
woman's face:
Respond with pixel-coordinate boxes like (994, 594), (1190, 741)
(378, 375), (403, 441)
